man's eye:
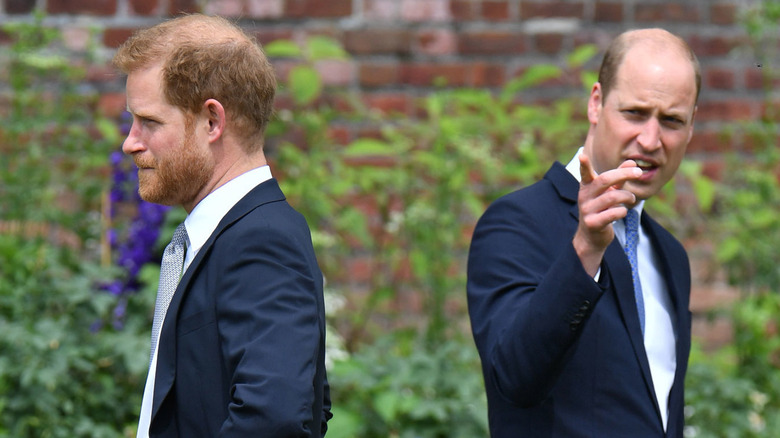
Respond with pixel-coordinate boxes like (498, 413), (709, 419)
(662, 117), (684, 127)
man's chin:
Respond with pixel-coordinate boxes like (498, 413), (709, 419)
(138, 186), (177, 207)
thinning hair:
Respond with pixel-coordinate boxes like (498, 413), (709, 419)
(597, 28), (701, 104)
(113, 14), (277, 149)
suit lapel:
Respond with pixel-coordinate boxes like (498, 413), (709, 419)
(151, 178), (287, 420)
(603, 238), (660, 419)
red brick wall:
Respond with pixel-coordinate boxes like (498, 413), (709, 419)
(1, 0), (763, 348)
(0, 0), (763, 165)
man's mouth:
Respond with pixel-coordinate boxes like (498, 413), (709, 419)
(633, 159), (656, 173)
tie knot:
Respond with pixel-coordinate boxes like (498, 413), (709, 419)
(171, 222), (188, 247)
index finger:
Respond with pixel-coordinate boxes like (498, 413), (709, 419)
(579, 153), (598, 185)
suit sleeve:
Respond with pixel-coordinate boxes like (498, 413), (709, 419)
(214, 220), (325, 437)
(467, 192), (607, 407)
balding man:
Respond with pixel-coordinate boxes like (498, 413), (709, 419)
(114, 14), (331, 437)
(467, 28), (699, 437)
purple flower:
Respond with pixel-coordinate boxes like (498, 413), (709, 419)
(98, 125), (170, 331)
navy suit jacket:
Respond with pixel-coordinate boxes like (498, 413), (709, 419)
(149, 179), (331, 437)
(467, 163), (691, 437)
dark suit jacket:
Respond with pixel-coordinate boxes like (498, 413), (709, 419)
(149, 179), (331, 437)
(467, 163), (691, 437)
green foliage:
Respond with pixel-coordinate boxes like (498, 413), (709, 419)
(0, 13), (118, 238)
(327, 334), (488, 438)
(684, 2), (780, 436)
(269, 36), (594, 351)
(685, 293), (780, 437)
(0, 14), (147, 437)
(0, 236), (148, 438)
(714, 146), (780, 293)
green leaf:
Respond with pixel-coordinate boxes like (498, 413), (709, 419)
(343, 138), (397, 157)
(500, 64), (561, 104)
(324, 408), (362, 438)
(288, 65), (322, 105)
(567, 44), (598, 68)
(374, 391), (401, 423)
(263, 39), (302, 58)
(307, 36), (348, 61)
(581, 71), (598, 89)
(95, 117), (120, 144)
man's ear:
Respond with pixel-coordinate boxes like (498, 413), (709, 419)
(587, 82), (603, 125)
(203, 98), (226, 142)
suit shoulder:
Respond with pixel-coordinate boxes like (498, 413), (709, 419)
(479, 177), (564, 225)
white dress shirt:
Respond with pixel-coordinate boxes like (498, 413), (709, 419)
(566, 148), (677, 430)
(136, 166), (273, 438)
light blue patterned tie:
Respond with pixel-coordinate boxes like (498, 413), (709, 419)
(150, 223), (187, 361)
(623, 209), (645, 334)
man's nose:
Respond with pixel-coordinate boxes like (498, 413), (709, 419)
(122, 123), (145, 155)
(637, 118), (661, 151)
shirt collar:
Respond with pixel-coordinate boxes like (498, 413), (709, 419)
(183, 165), (273, 263)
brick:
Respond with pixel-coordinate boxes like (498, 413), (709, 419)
(635, 3), (700, 22)
(687, 129), (732, 153)
(688, 35), (742, 56)
(285, 0), (352, 18)
(62, 27), (91, 51)
(482, 1), (510, 21)
(253, 28), (294, 46)
(129, 0), (158, 15)
(704, 67), (735, 90)
(204, 0), (243, 17)
(471, 62), (506, 87)
(327, 124), (352, 145)
(103, 27), (135, 48)
(98, 92), (128, 118)
(0, 29), (12, 45)
(745, 66), (765, 89)
(344, 29), (412, 56)
(363, 92), (412, 115)
(692, 315), (733, 351)
(711, 3), (737, 25)
(696, 99), (759, 122)
(401, 0), (450, 22)
(594, 1), (623, 22)
(365, 0), (399, 20)
(47, 0), (117, 15)
(247, 0), (284, 18)
(700, 158), (726, 181)
(535, 33), (564, 54)
(451, 0), (478, 20)
(400, 62), (470, 87)
(458, 31), (526, 55)
(744, 65), (780, 90)
(416, 28), (457, 56)
(315, 59), (355, 87)
(6, 0), (37, 14)
(521, 1), (584, 19)
(359, 63), (400, 88)
(168, 0), (200, 14)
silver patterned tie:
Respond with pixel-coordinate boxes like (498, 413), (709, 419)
(150, 222), (188, 360)
(623, 209), (645, 334)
